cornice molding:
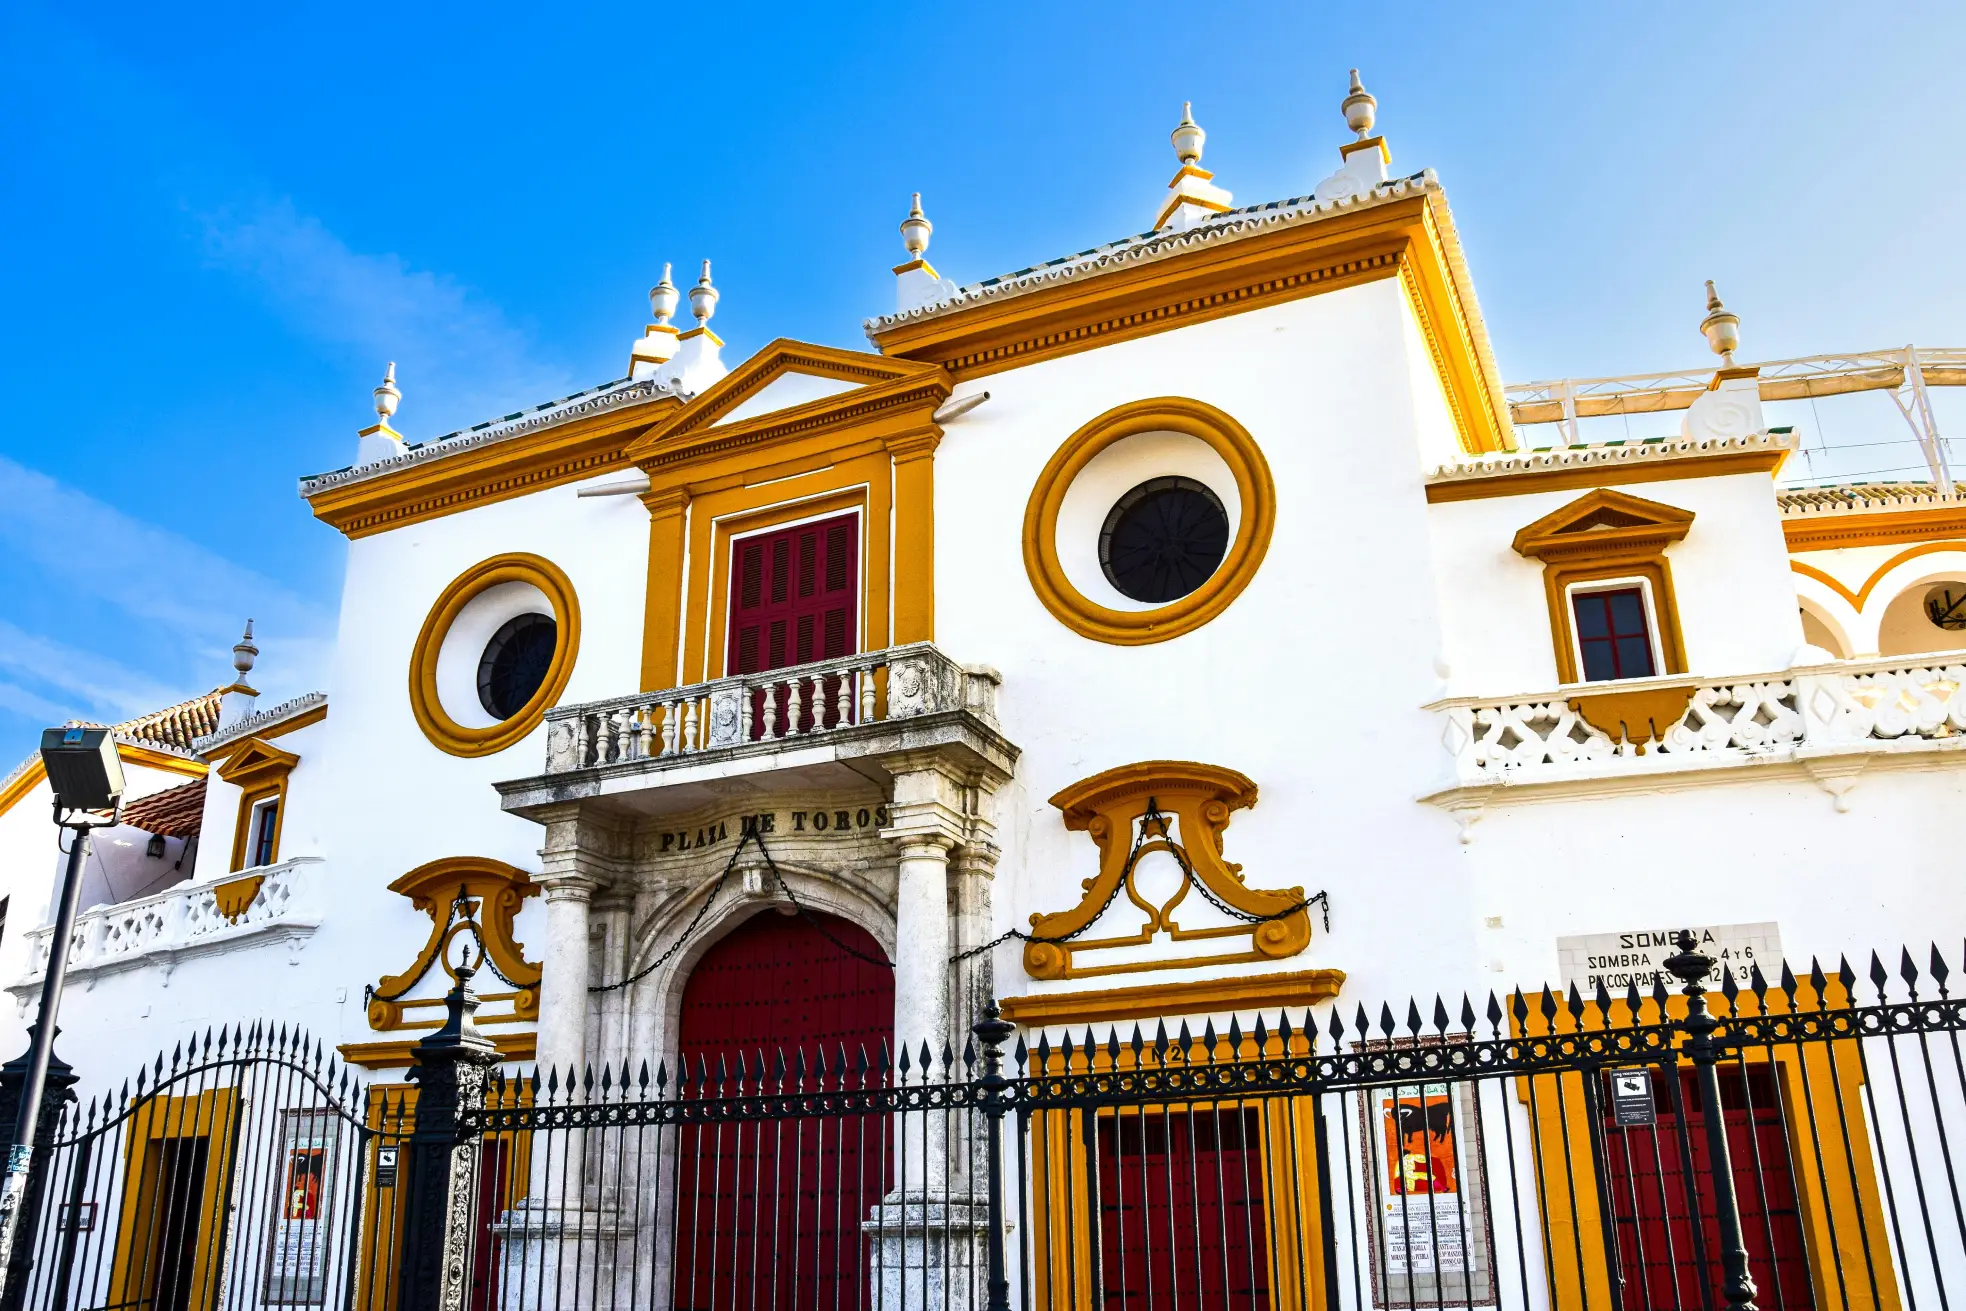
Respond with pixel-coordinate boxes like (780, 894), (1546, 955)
(304, 394), (681, 539)
(1000, 968), (1347, 1028)
(627, 341), (950, 473)
(1785, 505), (1966, 552)
(1427, 433), (1793, 503)
(868, 182), (1513, 457)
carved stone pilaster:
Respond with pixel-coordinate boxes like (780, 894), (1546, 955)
(400, 969), (499, 1311)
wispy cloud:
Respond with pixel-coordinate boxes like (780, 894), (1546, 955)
(0, 681), (76, 726)
(0, 456), (334, 722)
(0, 620), (181, 722)
(196, 198), (576, 435)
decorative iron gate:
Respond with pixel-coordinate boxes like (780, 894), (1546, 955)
(8, 933), (1966, 1311)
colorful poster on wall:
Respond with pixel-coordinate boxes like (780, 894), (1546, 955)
(1361, 1080), (1495, 1306)
(263, 1110), (341, 1304)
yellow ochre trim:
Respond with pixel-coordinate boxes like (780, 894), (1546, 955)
(1786, 506), (1966, 552)
(1790, 540), (1966, 614)
(305, 396), (680, 540)
(337, 1031), (538, 1070)
(1023, 397), (1273, 646)
(368, 856), (542, 1033)
(211, 873), (265, 922)
(1426, 447), (1788, 503)
(629, 340), (946, 691)
(109, 1089), (240, 1311)
(201, 704), (328, 764)
(408, 554), (581, 758)
(1516, 981), (1901, 1311)
(873, 191), (1514, 457)
(1025, 760), (1311, 980)
(999, 968), (1345, 1027)
(218, 738), (300, 872)
(1514, 488), (1695, 685)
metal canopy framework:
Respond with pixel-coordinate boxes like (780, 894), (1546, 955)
(1507, 346), (1966, 496)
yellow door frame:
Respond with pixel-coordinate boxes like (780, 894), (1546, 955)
(1514, 982), (1902, 1311)
(109, 1088), (241, 1311)
(1024, 1036), (1333, 1311)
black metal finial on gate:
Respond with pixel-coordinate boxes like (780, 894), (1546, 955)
(1664, 930), (1761, 1311)
(972, 1002), (1017, 1311)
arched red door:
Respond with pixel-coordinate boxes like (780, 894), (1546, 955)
(671, 910), (894, 1311)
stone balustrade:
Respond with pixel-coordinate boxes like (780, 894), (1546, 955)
(1432, 651), (1966, 789)
(11, 856), (325, 993)
(541, 643), (999, 775)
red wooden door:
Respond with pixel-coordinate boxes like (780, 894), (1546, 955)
(671, 911), (895, 1311)
(1600, 1066), (1814, 1311)
(727, 515), (858, 737)
(1096, 1107), (1271, 1311)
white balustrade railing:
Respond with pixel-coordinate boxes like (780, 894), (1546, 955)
(543, 643), (999, 774)
(14, 857), (324, 989)
(1434, 652), (1966, 785)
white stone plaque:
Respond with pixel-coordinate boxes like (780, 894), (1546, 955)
(1557, 922), (1782, 995)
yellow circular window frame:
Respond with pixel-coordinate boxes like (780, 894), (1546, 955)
(1023, 397), (1276, 646)
(409, 553), (582, 758)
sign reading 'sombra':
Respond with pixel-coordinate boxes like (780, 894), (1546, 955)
(658, 805), (892, 853)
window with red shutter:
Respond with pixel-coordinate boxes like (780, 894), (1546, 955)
(727, 514), (859, 736)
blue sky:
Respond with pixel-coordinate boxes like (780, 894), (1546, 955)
(2, 1), (1963, 756)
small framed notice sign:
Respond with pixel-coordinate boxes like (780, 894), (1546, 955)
(1556, 922), (1781, 995)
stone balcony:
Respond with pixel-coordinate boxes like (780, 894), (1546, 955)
(497, 643), (1018, 821)
(1424, 650), (1966, 824)
(9, 856), (325, 995)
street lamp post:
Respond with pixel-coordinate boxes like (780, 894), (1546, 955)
(0, 727), (126, 1293)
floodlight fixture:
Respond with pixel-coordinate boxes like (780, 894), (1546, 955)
(38, 726), (125, 814)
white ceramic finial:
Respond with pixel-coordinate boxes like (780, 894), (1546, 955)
(232, 620), (258, 677)
(689, 259), (719, 325)
(1171, 101), (1205, 166)
(1342, 69), (1377, 139)
(373, 362), (401, 423)
(900, 193), (933, 259)
(1700, 279), (1741, 365)
(649, 263), (679, 325)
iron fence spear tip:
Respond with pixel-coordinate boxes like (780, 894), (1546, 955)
(1433, 996), (1451, 1034)
(1931, 942), (1951, 992)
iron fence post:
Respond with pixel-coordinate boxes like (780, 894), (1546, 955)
(972, 1002), (1016, 1311)
(0, 1027), (75, 1311)
(400, 958), (500, 1311)
(1664, 930), (1760, 1311)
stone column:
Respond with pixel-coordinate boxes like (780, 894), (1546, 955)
(533, 877), (597, 1084)
(873, 753), (1006, 1311)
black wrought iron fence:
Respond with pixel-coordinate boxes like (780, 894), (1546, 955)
(6, 933), (1966, 1311)
(0, 1025), (396, 1311)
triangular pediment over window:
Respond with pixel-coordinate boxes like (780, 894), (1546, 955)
(214, 738), (300, 790)
(625, 340), (946, 461)
(1512, 488), (1696, 563)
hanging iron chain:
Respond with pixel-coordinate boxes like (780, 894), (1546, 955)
(950, 799), (1329, 963)
(587, 835), (749, 993)
(364, 885), (530, 1007)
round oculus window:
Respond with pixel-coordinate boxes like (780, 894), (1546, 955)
(477, 613), (558, 721)
(1098, 476), (1231, 604)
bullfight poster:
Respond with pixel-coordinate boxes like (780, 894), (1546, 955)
(1360, 1080), (1495, 1306)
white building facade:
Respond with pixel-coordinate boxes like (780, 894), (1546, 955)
(4, 75), (1964, 1311)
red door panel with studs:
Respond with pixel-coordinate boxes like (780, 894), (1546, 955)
(671, 911), (895, 1311)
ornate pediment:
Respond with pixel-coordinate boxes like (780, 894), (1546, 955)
(366, 857), (541, 1031)
(213, 737), (299, 790)
(1511, 488), (1695, 564)
(623, 340), (947, 465)
(1023, 761), (1315, 981)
